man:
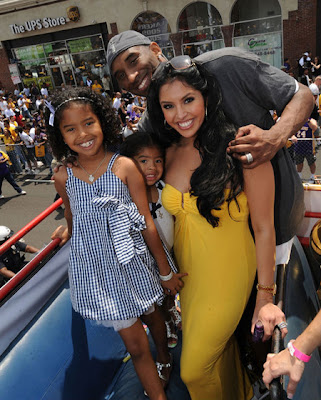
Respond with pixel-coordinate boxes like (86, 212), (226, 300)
(92, 79), (103, 94)
(107, 30), (314, 265)
(309, 75), (321, 96)
(0, 225), (38, 285)
(112, 92), (121, 110)
(300, 68), (311, 86)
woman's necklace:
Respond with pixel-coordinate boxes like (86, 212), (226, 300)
(77, 151), (107, 182)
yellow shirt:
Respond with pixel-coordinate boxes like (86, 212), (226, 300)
(2, 131), (17, 152)
(92, 83), (102, 94)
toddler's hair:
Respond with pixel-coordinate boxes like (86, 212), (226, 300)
(120, 130), (165, 159)
(45, 87), (120, 160)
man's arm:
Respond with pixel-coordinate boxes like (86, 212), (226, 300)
(227, 83), (314, 168)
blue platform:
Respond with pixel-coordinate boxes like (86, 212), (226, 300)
(0, 237), (321, 400)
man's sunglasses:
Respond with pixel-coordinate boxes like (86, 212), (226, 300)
(152, 55), (196, 81)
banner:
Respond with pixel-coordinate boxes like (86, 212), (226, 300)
(9, 64), (21, 84)
(233, 32), (282, 68)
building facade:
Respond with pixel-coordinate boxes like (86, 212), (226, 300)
(0, 0), (318, 92)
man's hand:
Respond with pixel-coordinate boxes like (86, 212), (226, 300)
(227, 125), (282, 168)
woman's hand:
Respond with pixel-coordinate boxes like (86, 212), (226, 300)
(251, 294), (288, 341)
(263, 349), (305, 399)
(51, 225), (70, 247)
(161, 272), (187, 296)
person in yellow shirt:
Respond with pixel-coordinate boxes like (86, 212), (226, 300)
(92, 79), (103, 94)
(1, 127), (22, 173)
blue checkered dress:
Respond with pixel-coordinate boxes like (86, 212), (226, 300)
(66, 153), (164, 321)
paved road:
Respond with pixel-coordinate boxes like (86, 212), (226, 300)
(0, 166), (65, 252)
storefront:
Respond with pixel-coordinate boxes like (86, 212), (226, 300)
(2, 6), (109, 90)
(231, 0), (282, 67)
(178, 1), (224, 57)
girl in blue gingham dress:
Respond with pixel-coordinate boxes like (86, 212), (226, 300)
(46, 88), (186, 400)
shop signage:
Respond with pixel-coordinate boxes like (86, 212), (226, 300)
(9, 6), (80, 35)
(9, 64), (21, 84)
(233, 32), (282, 68)
(132, 11), (171, 47)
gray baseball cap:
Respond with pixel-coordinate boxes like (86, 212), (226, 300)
(107, 30), (151, 71)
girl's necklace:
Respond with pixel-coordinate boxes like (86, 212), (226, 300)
(77, 151), (107, 183)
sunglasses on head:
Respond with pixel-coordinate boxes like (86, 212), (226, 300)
(152, 55), (196, 81)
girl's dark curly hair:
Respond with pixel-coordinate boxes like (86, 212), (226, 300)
(44, 87), (120, 161)
(147, 60), (244, 228)
(120, 130), (165, 159)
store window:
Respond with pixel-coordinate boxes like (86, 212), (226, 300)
(231, 0), (282, 67)
(178, 1), (224, 57)
(12, 34), (109, 90)
(131, 11), (174, 59)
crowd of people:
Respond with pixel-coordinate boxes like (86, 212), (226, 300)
(1, 31), (320, 400)
(0, 80), (148, 199)
(281, 51), (321, 184)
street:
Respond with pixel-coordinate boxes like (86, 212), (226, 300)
(0, 167), (64, 252)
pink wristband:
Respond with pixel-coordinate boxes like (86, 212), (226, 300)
(287, 341), (311, 363)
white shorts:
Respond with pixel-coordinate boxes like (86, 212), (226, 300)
(94, 304), (155, 332)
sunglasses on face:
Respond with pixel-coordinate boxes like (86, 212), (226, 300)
(152, 55), (196, 81)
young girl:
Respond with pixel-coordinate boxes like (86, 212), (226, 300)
(120, 131), (182, 348)
(46, 88), (186, 400)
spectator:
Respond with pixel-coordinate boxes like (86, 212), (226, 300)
(309, 75), (321, 97)
(92, 79), (103, 94)
(101, 73), (111, 96)
(294, 117), (319, 183)
(0, 225), (38, 286)
(15, 126), (39, 174)
(0, 150), (26, 198)
(40, 83), (49, 98)
(1, 127), (22, 174)
(311, 56), (320, 78)
(300, 68), (311, 86)
(112, 92), (121, 110)
(118, 98), (127, 126)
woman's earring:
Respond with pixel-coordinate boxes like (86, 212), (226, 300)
(164, 119), (172, 130)
(205, 105), (208, 120)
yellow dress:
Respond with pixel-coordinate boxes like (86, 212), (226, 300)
(162, 184), (256, 400)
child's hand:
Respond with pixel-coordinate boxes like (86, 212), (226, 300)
(51, 225), (70, 246)
(161, 273), (188, 295)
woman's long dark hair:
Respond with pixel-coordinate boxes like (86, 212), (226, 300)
(147, 61), (244, 228)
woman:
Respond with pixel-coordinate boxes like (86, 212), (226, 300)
(147, 56), (286, 400)
(311, 56), (320, 78)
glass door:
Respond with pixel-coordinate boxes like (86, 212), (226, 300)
(50, 66), (64, 87)
(49, 64), (76, 88)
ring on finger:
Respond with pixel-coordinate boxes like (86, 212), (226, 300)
(245, 152), (254, 164)
(277, 321), (288, 330)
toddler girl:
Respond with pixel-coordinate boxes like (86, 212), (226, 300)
(46, 88), (186, 400)
(120, 131), (182, 348)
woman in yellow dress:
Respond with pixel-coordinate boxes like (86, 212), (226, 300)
(147, 56), (287, 400)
